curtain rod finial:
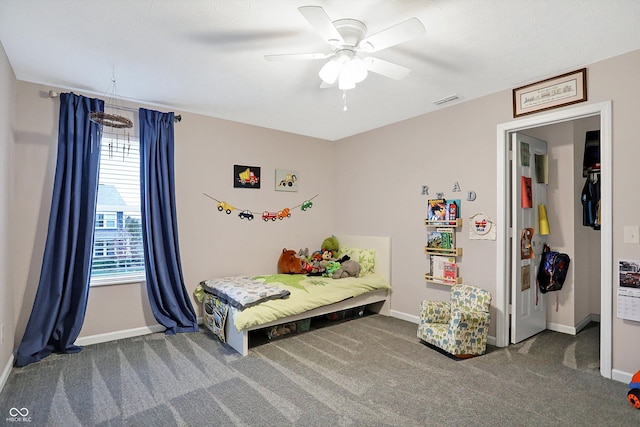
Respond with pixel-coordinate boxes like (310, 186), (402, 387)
(48, 90), (59, 98)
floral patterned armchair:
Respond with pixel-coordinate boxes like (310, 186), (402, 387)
(417, 284), (492, 357)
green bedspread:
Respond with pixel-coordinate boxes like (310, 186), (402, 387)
(232, 273), (391, 331)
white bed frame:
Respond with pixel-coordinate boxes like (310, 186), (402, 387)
(224, 235), (392, 356)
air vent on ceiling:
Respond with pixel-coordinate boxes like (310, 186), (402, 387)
(431, 94), (460, 105)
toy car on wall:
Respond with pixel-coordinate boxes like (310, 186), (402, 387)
(217, 201), (235, 214)
(262, 211), (277, 221)
(277, 208), (291, 219)
(238, 210), (254, 220)
(301, 200), (313, 211)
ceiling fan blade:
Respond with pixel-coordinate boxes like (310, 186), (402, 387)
(364, 57), (412, 80)
(264, 52), (331, 61)
(298, 6), (344, 45)
(358, 17), (425, 52)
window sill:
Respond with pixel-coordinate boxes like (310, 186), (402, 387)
(90, 275), (146, 287)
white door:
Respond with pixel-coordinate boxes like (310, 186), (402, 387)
(511, 133), (548, 343)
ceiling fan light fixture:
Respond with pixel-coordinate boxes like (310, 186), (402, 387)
(267, 6), (425, 95)
(338, 72), (356, 90)
(319, 58), (340, 84)
(344, 56), (368, 83)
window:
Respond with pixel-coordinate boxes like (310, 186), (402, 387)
(95, 212), (117, 228)
(90, 132), (145, 286)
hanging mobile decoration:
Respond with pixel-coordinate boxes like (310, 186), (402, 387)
(89, 74), (134, 161)
(203, 193), (318, 222)
(89, 75), (134, 129)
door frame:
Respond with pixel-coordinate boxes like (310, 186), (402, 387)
(495, 101), (612, 378)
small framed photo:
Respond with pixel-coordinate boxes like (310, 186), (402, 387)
(619, 259), (640, 288)
(233, 164), (261, 189)
(275, 169), (298, 192)
(513, 68), (587, 117)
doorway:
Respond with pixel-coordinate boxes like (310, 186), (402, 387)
(495, 101), (613, 379)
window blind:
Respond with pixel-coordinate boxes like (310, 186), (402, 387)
(90, 133), (145, 285)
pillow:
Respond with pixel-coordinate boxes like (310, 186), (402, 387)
(339, 247), (376, 275)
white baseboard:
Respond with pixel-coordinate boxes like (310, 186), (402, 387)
(612, 368), (633, 385)
(74, 324), (165, 347)
(547, 313), (601, 336)
(390, 309), (418, 324)
(0, 354), (14, 396)
(75, 317), (205, 347)
(546, 322), (577, 335)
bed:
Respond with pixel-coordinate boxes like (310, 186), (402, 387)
(200, 235), (392, 356)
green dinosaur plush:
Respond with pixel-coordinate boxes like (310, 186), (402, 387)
(321, 235), (339, 256)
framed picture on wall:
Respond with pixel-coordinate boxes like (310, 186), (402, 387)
(512, 68), (587, 117)
(233, 164), (261, 189)
(275, 169), (298, 192)
(619, 259), (640, 288)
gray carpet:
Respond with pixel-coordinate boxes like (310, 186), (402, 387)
(0, 316), (636, 426)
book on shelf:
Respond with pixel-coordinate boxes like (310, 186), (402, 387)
(446, 199), (460, 225)
(426, 228), (455, 250)
(427, 199), (460, 225)
(427, 199), (447, 222)
(443, 262), (458, 282)
(430, 255), (456, 279)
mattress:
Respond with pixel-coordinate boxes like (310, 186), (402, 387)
(227, 273), (391, 331)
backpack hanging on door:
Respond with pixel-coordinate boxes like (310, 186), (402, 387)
(537, 244), (570, 293)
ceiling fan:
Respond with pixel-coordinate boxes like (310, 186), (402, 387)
(264, 6), (426, 90)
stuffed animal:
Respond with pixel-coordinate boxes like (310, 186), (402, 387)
(278, 248), (305, 274)
(321, 235), (339, 258)
(321, 250), (335, 262)
(332, 259), (361, 279)
(324, 261), (341, 276)
(335, 254), (350, 264)
(302, 259), (326, 276)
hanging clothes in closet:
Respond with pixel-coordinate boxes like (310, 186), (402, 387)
(582, 172), (600, 229)
(581, 130), (600, 230)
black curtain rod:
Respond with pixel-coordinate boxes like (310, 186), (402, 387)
(48, 90), (182, 123)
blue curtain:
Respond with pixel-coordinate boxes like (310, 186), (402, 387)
(16, 93), (104, 367)
(139, 108), (198, 334)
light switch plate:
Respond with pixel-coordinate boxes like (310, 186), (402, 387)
(624, 226), (640, 244)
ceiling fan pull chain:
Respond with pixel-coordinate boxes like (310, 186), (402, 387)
(343, 90), (348, 111)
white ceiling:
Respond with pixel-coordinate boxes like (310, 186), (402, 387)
(1, 0), (639, 141)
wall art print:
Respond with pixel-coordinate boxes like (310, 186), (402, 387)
(275, 169), (299, 192)
(234, 164), (261, 189)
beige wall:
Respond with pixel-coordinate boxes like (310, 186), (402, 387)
(334, 49), (640, 375)
(4, 43), (640, 377)
(10, 80), (336, 340)
(0, 42), (16, 377)
(592, 50), (640, 374)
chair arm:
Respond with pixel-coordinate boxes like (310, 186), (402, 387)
(420, 301), (451, 324)
(446, 309), (491, 356)
(450, 309), (490, 327)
